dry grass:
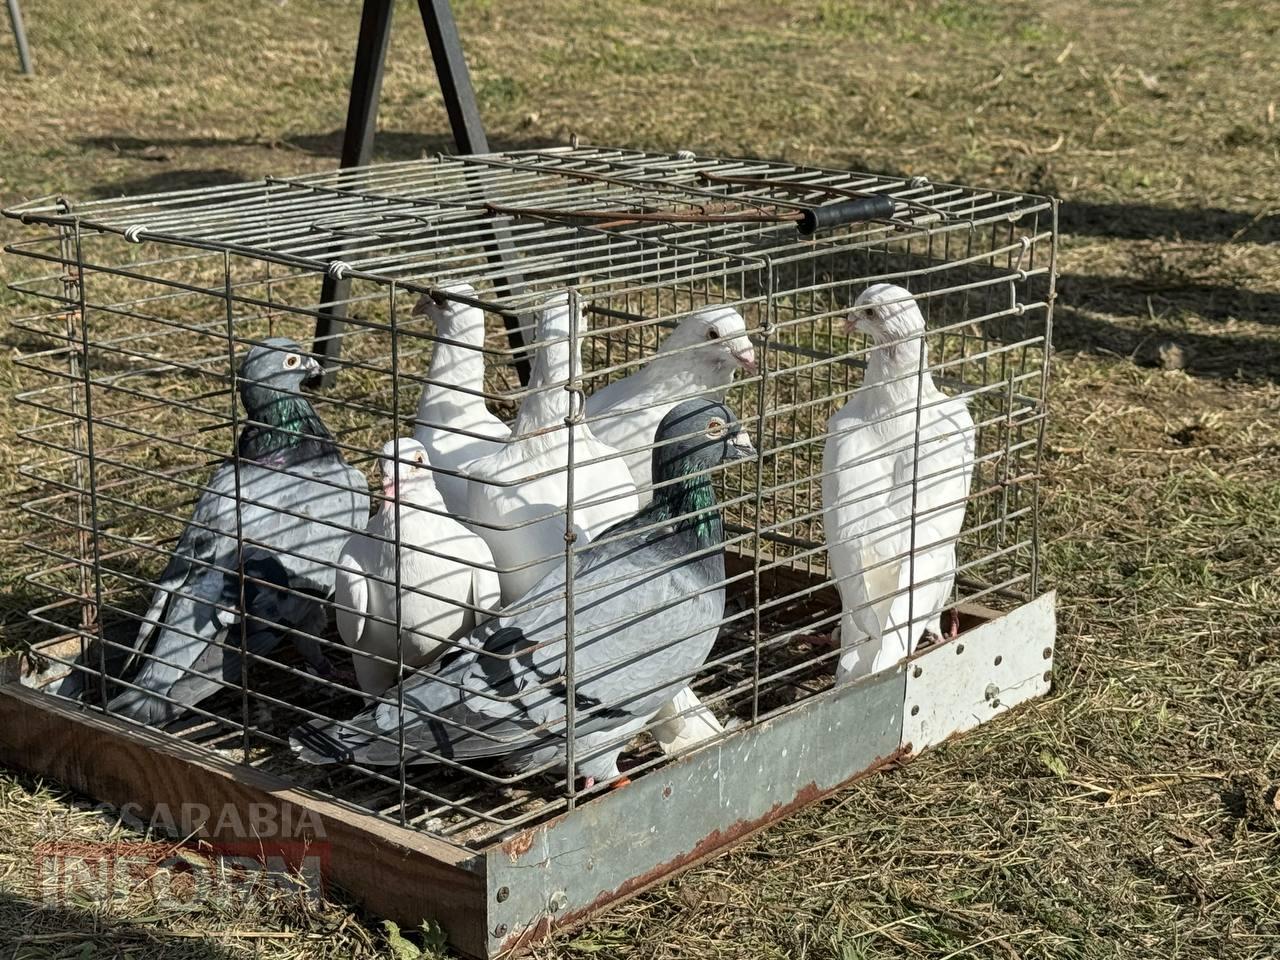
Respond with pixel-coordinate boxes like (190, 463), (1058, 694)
(1, 0), (1278, 957)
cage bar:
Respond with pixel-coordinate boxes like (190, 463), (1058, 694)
(3, 145), (1057, 956)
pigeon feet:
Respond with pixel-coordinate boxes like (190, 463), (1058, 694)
(578, 774), (632, 793)
(944, 608), (962, 640)
(795, 631), (839, 649)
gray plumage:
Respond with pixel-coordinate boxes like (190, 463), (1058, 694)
(99, 338), (369, 725)
(290, 398), (755, 785)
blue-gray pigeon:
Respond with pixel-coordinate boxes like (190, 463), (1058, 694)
(99, 337), (369, 725)
(289, 397), (754, 787)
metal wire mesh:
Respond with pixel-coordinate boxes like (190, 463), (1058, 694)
(5, 145), (1055, 849)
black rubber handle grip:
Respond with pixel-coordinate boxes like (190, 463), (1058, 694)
(797, 195), (896, 235)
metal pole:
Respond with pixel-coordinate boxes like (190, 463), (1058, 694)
(7, 0), (32, 75)
(417, 0), (531, 384)
(313, 0), (395, 385)
(417, 0), (487, 154)
(313, 0), (530, 385)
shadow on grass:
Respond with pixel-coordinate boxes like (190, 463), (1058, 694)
(1059, 201), (1278, 245)
(1053, 271), (1280, 383)
(74, 128), (558, 193)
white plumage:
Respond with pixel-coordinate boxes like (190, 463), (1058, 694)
(822, 284), (976, 682)
(465, 296), (639, 604)
(412, 282), (511, 518)
(335, 438), (502, 695)
(585, 305), (756, 506)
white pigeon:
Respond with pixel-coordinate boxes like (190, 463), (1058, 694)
(585, 305), (756, 506)
(412, 282), (511, 518)
(335, 438), (502, 695)
(822, 283), (976, 683)
(584, 306), (754, 754)
(465, 295), (640, 604)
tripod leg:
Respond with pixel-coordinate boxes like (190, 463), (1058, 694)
(313, 0), (395, 386)
(8, 0), (33, 75)
(418, 0), (531, 384)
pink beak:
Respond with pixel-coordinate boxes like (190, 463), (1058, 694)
(735, 348), (758, 375)
(380, 481), (398, 510)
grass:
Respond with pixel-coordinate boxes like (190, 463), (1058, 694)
(1, 0), (1279, 957)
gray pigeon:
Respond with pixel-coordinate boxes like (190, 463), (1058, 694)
(101, 338), (369, 725)
(289, 398), (754, 787)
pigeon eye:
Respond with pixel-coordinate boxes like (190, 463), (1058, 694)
(706, 328), (720, 341)
(284, 354), (300, 368)
(705, 417), (727, 440)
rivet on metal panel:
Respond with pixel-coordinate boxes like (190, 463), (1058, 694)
(993, 655), (1003, 666)
(1043, 670), (1053, 683)
(496, 886), (509, 903)
(910, 705), (919, 716)
(912, 665), (923, 678)
(494, 924), (508, 938)
(1042, 647), (1053, 660)
(984, 684), (1001, 708)
(549, 890), (569, 913)
(955, 644), (965, 655)
(662, 784), (672, 799)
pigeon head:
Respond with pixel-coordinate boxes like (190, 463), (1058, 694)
(847, 283), (927, 343)
(651, 398), (755, 487)
(376, 437), (436, 507)
(660, 306), (757, 376)
(412, 282), (484, 339)
(238, 337), (321, 408)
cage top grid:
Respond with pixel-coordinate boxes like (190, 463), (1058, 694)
(3, 146), (1053, 310)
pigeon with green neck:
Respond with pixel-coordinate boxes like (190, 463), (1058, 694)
(289, 398), (755, 788)
(96, 338), (370, 725)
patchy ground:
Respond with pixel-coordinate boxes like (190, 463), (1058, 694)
(1, 0), (1277, 957)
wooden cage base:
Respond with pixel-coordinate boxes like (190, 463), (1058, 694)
(0, 591), (1055, 957)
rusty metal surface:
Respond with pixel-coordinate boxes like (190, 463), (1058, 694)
(484, 661), (906, 954)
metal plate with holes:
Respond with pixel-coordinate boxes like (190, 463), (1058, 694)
(484, 661), (907, 954)
(902, 591), (1056, 753)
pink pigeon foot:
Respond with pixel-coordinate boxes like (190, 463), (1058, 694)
(944, 608), (962, 640)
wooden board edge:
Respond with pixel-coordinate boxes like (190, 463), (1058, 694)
(0, 682), (491, 958)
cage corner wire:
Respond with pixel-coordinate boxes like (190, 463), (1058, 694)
(4, 145), (1056, 849)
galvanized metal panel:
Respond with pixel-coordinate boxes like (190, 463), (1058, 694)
(902, 590), (1055, 753)
(484, 663), (907, 954)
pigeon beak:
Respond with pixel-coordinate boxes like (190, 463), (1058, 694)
(726, 430), (756, 461)
(846, 308), (874, 336)
(734, 347), (758, 375)
(303, 355), (323, 377)
(380, 480), (399, 510)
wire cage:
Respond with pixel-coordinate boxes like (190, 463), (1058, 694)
(3, 146), (1058, 956)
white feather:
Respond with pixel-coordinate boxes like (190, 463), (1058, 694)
(586, 305), (756, 506)
(822, 284), (976, 682)
(584, 306), (753, 753)
(465, 297), (639, 604)
(412, 282), (510, 518)
(336, 438), (500, 695)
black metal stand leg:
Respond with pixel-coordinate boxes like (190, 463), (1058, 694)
(417, 0), (531, 383)
(418, 0), (488, 154)
(314, 0), (532, 386)
(7, 0), (33, 75)
(313, 0), (395, 386)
